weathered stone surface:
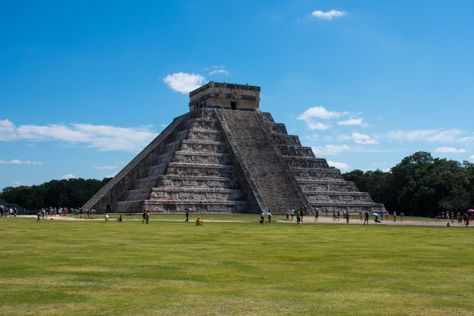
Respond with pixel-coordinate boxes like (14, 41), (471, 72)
(83, 82), (385, 214)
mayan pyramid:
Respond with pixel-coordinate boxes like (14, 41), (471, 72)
(83, 82), (385, 214)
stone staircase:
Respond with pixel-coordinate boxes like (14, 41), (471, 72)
(259, 112), (385, 213)
(141, 110), (248, 213)
(216, 109), (304, 213)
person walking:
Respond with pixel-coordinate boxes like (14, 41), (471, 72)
(185, 208), (189, 223)
(295, 209), (301, 225)
(314, 208), (319, 223)
(363, 211), (369, 225)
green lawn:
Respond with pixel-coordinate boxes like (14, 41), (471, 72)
(0, 216), (472, 315)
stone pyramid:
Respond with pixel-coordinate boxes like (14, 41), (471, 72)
(83, 82), (385, 214)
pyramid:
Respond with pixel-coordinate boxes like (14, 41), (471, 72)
(83, 82), (385, 214)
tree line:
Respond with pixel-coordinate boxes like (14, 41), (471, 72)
(343, 152), (474, 217)
(1, 152), (473, 216)
(0, 178), (110, 213)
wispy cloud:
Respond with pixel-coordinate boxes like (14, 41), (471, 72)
(311, 10), (346, 20)
(163, 72), (206, 94)
(0, 119), (158, 152)
(327, 160), (351, 171)
(0, 159), (42, 165)
(385, 129), (474, 144)
(93, 165), (118, 170)
(62, 173), (77, 180)
(338, 132), (378, 145)
(337, 118), (368, 127)
(208, 65), (229, 76)
(298, 106), (344, 130)
(312, 144), (351, 156)
(434, 147), (466, 154)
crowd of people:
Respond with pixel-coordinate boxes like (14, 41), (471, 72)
(0, 205), (17, 217)
(3, 203), (470, 227)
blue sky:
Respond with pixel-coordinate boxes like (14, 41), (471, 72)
(1, 0), (473, 189)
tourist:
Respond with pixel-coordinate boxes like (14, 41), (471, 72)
(295, 209), (301, 225)
(464, 213), (470, 227)
(393, 211), (397, 222)
(268, 211), (272, 224)
(363, 211), (369, 225)
(290, 209), (294, 221)
(145, 211), (150, 224)
(314, 208), (319, 222)
(332, 211), (336, 222)
(336, 211), (340, 222)
(185, 208), (189, 223)
(345, 211), (350, 224)
(195, 217), (203, 226)
(117, 214), (123, 222)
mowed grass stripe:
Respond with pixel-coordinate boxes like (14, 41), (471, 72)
(0, 217), (472, 315)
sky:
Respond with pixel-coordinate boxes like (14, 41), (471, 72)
(1, 0), (473, 189)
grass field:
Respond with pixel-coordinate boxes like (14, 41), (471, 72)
(0, 216), (473, 315)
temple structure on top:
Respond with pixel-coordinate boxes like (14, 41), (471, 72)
(83, 82), (385, 215)
(189, 82), (260, 111)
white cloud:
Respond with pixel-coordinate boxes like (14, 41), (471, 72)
(337, 118), (368, 127)
(0, 119), (16, 140)
(312, 144), (351, 156)
(299, 106), (342, 120)
(0, 119), (158, 152)
(209, 69), (229, 76)
(298, 106), (344, 130)
(163, 72), (206, 94)
(62, 173), (76, 180)
(327, 160), (351, 170)
(385, 129), (474, 144)
(308, 122), (332, 130)
(93, 165), (118, 170)
(434, 147), (466, 154)
(208, 65), (230, 76)
(311, 10), (346, 20)
(338, 132), (377, 145)
(470, 155), (474, 161)
(0, 159), (42, 165)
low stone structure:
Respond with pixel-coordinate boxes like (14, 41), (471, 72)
(83, 82), (385, 214)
